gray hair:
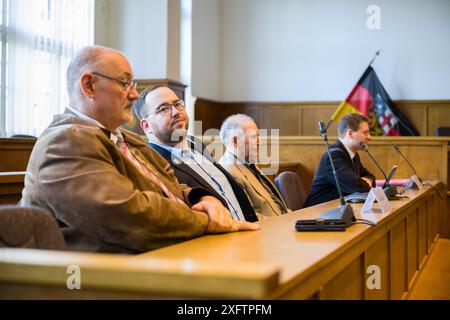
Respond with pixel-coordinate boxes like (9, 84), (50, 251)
(220, 114), (256, 147)
(66, 45), (124, 105)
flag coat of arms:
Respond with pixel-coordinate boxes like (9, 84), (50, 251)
(331, 66), (419, 136)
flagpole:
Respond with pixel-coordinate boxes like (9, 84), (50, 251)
(327, 50), (382, 131)
(368, 50), (381, 67)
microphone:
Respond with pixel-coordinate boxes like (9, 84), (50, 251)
(318, 121), (327, 140)
(359, 142), (397, 198)
(296, 122), (355, 230)
(322, 122), (346, 207)
(393, 145), (422, 189)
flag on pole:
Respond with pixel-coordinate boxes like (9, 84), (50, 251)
(331, 66), (419, 136)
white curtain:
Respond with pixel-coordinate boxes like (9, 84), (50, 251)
(6, 0), (94, 137)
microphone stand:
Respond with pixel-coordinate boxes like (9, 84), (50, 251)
(393, 145), (422, 189)
(317, 122), (355, 227)
(359, 142), (397, 198)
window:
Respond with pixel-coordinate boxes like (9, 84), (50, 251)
(0, 0), (94, 137)
(180, 0), (194, 135)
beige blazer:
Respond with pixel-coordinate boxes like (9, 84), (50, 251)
(219, 151), (288, 217)
(20, 110), (210, 253)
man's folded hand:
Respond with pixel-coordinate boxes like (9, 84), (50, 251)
(192, 196), (260, 233)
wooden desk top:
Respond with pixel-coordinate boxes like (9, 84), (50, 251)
(137, 183), (439, 289)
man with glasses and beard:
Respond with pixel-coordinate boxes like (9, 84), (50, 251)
(134, 86), (258, 222)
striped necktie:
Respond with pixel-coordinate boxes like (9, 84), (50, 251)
(116, 138), (186, 206)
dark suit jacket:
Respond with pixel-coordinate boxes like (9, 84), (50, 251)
(149, 137), (258, 222)
(304, 140), (376, 207)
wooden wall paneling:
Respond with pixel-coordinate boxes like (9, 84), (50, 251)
(427, 198), (434, 253)
(434, 196), (440, 238)
(390, 219), (408, 299)
(194, 98), (223, 135)
(223, 104), (264, 132)
(136, 79), (187, 99)
(261, 105), (300, 136)
(278, 142), (327, 195)
(447, 146), (450, 186)
(300, 105), (338, 136)
(417, 203), (427, 267)
(321, 256), (364, 300)
(407, 208), (419, 289)
(365, 235), (390, 299)
(396, 101), (428, 136)
(430, 196), (436, 242)
(427, 103), (450, 136)
(447, 196), (450, 238)
(195, 99), (450, 137)
(446, 145), (450, 238)
(432, 195), (440, 240)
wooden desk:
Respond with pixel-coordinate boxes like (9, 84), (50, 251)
(0, 183), (445, 299)
(136, 182), (445, 299)
(0, 172), (25, 205)
(0, 138), (36, 172)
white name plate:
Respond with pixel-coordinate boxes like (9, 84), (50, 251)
(411, 174), (424, 190)
(361, 187), (391, 214)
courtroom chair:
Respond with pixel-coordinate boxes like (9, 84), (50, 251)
(0, 205), (65, 250)
(434, 126), (450, 136)
(434, 127), (450, 145)
(274, 171), (307, 211)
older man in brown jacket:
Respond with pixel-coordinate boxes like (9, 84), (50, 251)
(20, 46), (258, 253)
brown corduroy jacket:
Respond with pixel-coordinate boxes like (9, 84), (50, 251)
(20, 110), (211, 253)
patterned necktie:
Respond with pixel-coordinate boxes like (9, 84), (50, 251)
(116, 138), (186, 206)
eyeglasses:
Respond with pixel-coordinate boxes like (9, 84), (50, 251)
(92, 72), (137, 91)
(148, 100), (185, 116)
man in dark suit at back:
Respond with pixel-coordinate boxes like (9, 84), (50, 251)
(134, 86), (258, 222)
(304, 113), (376, 207)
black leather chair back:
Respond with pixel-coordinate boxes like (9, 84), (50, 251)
(274, 171), (307, 211)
